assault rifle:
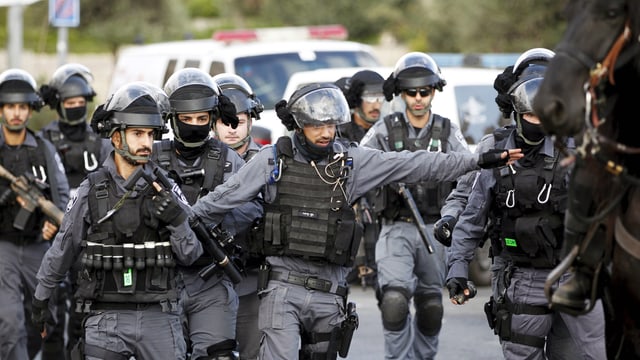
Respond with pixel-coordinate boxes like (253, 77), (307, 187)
(397, 183), (435, 254)
(0, 164), (64, 229)
(126, 166), (243, 284)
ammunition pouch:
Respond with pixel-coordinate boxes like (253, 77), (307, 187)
(257, 263), (271, 294)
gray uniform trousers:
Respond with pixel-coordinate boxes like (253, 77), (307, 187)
(375, 221), (447, 360)
(501, 266), (606, 359)
(0, 240), (53, 360)
(236, 269), (260, 360)
(84, 306), (184, 360)
(178, 270), (239, 360)
(257, 256), (349, 360)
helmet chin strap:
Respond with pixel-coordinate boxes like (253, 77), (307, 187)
(1, 119), (27, 132)
(356, 108), (378, 124)
(115, 128), (149, 165)
(59, 106), (87, 126)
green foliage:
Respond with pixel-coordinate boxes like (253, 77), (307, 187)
(188, 0), (220, 17)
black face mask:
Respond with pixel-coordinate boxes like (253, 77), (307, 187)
(58, 105), (87, 125)
(294, 131), (334, 161)
(518, 117), (546, 144)
(175, 120), (211, 145)
(59, 121), (87, 142)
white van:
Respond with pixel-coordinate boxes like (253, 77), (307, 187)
(108, 25), (382, 144)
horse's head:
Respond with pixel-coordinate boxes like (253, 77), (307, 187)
(533, 0), (640, 136)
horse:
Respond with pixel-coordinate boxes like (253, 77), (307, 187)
(533, 0), (640, 358)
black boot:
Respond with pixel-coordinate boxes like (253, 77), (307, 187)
(551, 267), (592, 314)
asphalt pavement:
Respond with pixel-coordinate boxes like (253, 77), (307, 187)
(345, 285), (503, 359)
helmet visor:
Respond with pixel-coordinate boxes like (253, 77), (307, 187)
(510, 77), (542, 114)
(289, 87), (350, 128)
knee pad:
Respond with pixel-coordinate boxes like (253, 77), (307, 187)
(415, 293), (443, 336)
(380, 288), (409, 331)
(202, 339), (238, 360)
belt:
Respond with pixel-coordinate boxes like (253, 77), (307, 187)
(88, 300), (177, 312)
(269, 270), (348, 297)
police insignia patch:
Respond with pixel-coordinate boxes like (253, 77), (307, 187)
(172, 183), (189, 205)
(65, 191), (78, 213)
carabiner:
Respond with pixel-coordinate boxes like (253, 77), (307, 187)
(537, 183), (552, 204)
(506, 189), (515, 208)
(32, 165), (47, 183)
(84, 151), (98, 172)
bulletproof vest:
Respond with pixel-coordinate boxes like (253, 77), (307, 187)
(153, 138), (230, 205)
(41, 127), (102, 188)
(489, 134), (570, 268)
(75, 168), (178, 304)
(381, 112), (454, 222)
(0, 133), (52, 243)
(251, 137), (361, 266)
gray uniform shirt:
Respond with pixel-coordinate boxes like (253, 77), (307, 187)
(447, 134), (560, 280)
(34, 154), (203, 301)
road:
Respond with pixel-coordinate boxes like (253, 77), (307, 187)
(345, 285), (502, 359)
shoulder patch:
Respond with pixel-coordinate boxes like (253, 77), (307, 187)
(171, 182), (189, 206)
(65, 191), (79, 213)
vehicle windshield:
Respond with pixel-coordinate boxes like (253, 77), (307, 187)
(235, 51), (379, 109)
(453, 84), (507, 145)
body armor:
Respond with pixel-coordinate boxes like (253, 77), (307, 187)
(41, 127), (102, 188)
(381, 113), (453, 222)
(252, 137), (360, 266)
(489, 133), (570, 268)
(0, 133), (51, 243)
(75, 168), (178, 305)
(153, 138), (230, 205)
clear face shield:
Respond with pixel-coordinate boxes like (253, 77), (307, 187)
(289, 87), (351, 129)
(510, 77), (542, 114)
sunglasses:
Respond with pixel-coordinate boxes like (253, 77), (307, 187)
(404, 88), (433, 97)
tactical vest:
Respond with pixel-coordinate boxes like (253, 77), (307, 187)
(75, 168), (178, 305)
(338, 120), (367, 143)
(0, 134), (51, 243)
(381, 112), (454, 222)
(251, 137), (360, 267)
(489, 133), (570, 268)
(153, 138), (230, 205)
(41, 127), (102, 188)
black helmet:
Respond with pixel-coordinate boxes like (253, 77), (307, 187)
(42, 63), (96, 125)
(277, 83), (350, 130)
(509, 48), (555, 114)
(164, 68), (220, 113)
(92, 81), (169, 139)
(0, 69), (42, 110)
(344, 70), (384, 109)
(383, 52), (446, 101)
(212, 73), (264, 120)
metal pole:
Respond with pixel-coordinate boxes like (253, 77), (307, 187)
(57, 26), (68, 66)
(7, 5), (23, 68)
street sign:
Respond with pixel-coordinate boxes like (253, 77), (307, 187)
(49, 0), (79, 27)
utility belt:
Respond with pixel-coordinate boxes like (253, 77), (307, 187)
(484, 294), (551, 349)
(258, 264), (348, 297)
(81, 241), (176, 271)
(74, 299), (178, 313)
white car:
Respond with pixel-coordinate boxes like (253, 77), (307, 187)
(107, 25), (382, 144)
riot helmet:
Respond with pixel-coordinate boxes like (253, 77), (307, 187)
(383, 52), (446, 101)
(212, 73), (264, 149)
(285, 83), (350, 130)
(91, 81), (169, 164)
(164, 68), (220, 148)
(507, 48), (555, 145)
(212, 73), (263, 120)
(42, 63), (96, 125)
(0, 69), (42, 131)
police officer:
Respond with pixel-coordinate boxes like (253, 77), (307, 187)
(359, 52), (471, 360)
(37, 62), (112, 359)
(191, 82), (522, 360)
(213, 72), (264, 162)
(32, 81), (203, 360)
(337, 70), (385, 289)
(0, 68), (70, 360)
(153, 68), (262, 360)
(446, 48), (606, 359)
(213, 72), (265, 360)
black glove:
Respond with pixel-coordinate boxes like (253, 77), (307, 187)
(218, 94), (239, 129)
(152, 189), (187, 227)
(478, 149), (509, 169)
(433, 215), (456, 247)
(446, 277), (477, 304)
(31, 298), (51, 333)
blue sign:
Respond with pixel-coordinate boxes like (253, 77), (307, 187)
(49, 0), (79, 27)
